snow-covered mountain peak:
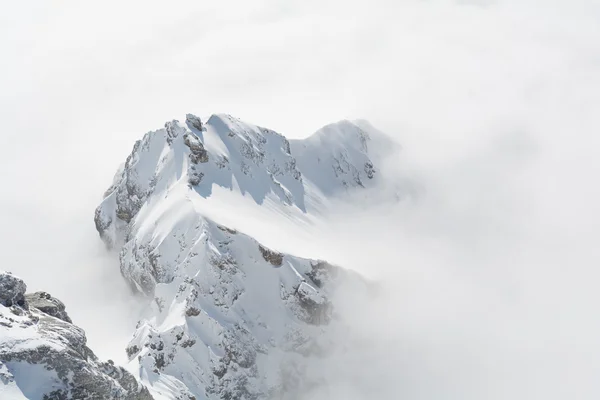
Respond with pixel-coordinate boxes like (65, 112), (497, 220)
(92, 113), (380, 399)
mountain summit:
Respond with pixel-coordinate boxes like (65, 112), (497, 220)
(95, 113), (394, 248)
(92, 114), (388, 399)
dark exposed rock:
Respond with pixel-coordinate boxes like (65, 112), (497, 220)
(188, 166), (204, 186)
(185, 113), (204, 131)
(94, 133), (159, 247)
(364, 161), (375, 179)
(1, 324), (153, 399)
(258, 245), (283, 266)
(165, 121), (180, 145)
(184, 132), (209, 164)
(154, 353), (166, 370)
(94, 207), (113, 245)
(127, 345), (141, 359)
(185, 307), (201, 317)
(217, 225), (237, 234)
(183, 131), (208, 186)
(0, 272), (27, 308)
(0, 271), (153, 400)
(25, 292), (72, 323)
(181, 339), (196, 348)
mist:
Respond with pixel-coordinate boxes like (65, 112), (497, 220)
(1, 0), (599, 398)
(284, 126), (600, 399)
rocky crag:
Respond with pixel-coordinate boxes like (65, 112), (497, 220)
(0, 271), (153, 400)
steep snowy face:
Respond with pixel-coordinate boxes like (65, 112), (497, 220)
(94, 113), (379, 399)
(0, 271), (153, 400)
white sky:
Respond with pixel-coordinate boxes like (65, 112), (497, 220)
(1, 0), (600, 398)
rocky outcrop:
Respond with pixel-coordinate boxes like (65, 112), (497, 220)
(184, 132), (209, 164)
(0, 272), (27, 308)
(185, 113), (204, 132)
(259, 244), (283, 266)
(0, 271), (153, 400)
(25, 291), (72, 323)
(183, 131), (208, 185)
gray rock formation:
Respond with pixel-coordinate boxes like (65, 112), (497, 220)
(25, 291), (72, 323)
(0, 272), (27, 308)
(0, 271), (153, 400)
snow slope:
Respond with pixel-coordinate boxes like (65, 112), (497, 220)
(94, 113), (388, 399)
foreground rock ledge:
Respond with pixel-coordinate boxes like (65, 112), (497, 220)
(0, 271), (153, 400)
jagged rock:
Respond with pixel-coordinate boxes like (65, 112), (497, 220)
(0, 272), (27, 308)
(184, 132), (209, 164)
(188, 166), (204, 186)
(364, 161), (375, 179)
(127, 345), (140, 358)
(217, 225), (237, 234)
(0, 271), (153, 400)
(185, 307), (201, 317)
(25, 291), (72, 323)
(259, 244), (283, 266)
(185, 113), (204, 131)
(165, 121), (180, 145)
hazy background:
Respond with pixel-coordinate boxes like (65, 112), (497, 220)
(1, 0), (600, 398)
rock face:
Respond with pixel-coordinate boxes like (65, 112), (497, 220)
(0, 271), (153, 400)
(25, 292), (72, 323)
(94, 113), (382, 399)
(0, 272), (27, 308)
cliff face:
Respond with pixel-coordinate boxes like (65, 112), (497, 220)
(94, 113), (386, 399)
(0, 271), (153, 400)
